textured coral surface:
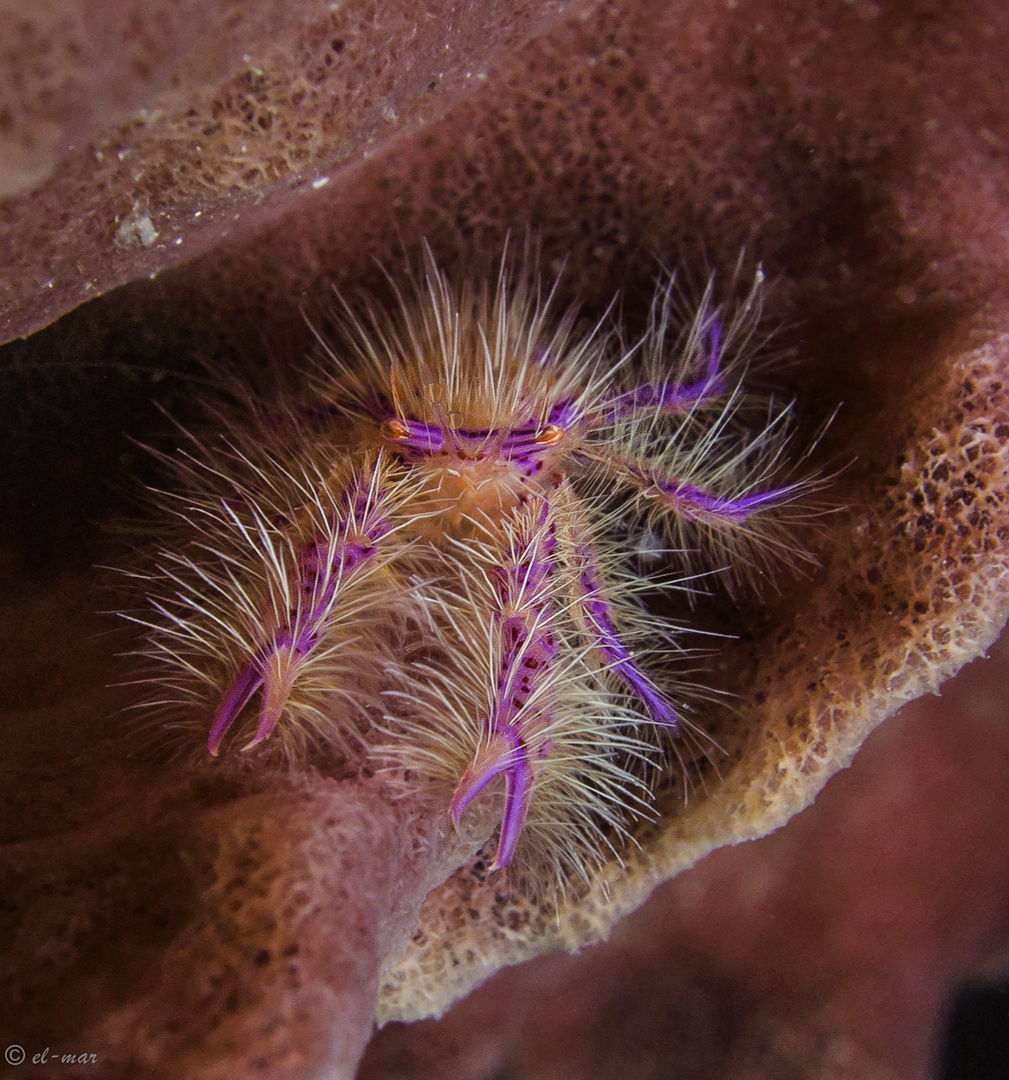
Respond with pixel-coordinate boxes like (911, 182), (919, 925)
(360, 629), (1009, 1079)
(2, 0), (1009, 1077)
(0, 0), (581, 339)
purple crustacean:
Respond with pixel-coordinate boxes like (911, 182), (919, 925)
(133, 247), (819, 884)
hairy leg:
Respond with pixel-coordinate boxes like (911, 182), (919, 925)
(208, 455), (397, 754)
(553, 482), (681, 730)
(449, 497), (563, 868)
(592, 447), (806, 525)
(595, 319), (726, 424)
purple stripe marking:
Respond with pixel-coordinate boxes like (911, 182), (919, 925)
(380, 418), (446, 455)
(598, 319), (726, 422)
(495, 737), (533, 868)
(208, 658), (264, 755)
(451, 501), (559, 867)
(207, 468), (391, 753)
(379, 404), (578, 468)
(576, 546), (680, 731)
(655, 478), (793, 521)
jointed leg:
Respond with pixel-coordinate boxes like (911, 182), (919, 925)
(208, 455), (396, 754)
(450, 497), (561, 869)
(592, 449), (805, 525)
(597, 318), (725, 423)
(554, 482), (681, 730)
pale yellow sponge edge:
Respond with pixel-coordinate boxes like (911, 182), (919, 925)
(378, 333), (1009, 1022)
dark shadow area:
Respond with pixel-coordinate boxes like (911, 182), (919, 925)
(940, 981), (1009, 1080)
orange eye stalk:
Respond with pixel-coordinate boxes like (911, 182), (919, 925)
(534, 423), (565, 446)
(380, 418), (411, 441)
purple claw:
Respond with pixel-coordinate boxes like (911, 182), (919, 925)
(494, 749), (534, 869)
(450, 728), (534, 870)
(208, 463), (391, 754)
(240, 642), (299, 751)
(451, 501), (558, 868)
(208, 658), (264, 755)
(450, 751), (511, 822)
